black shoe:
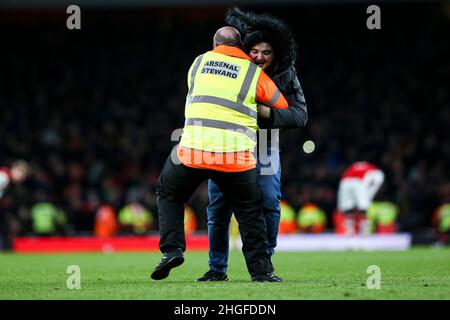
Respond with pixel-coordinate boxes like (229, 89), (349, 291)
(251, 273), (283, 282)
(151, 250), (185, 280)
(196, 270), (229, 282)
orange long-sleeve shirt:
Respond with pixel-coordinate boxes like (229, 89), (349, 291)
(178, 45), (288, 172)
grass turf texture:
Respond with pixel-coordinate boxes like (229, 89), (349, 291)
(0, 247), (449, 299)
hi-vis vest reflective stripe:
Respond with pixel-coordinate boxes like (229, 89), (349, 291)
(179, 51), (261, 153)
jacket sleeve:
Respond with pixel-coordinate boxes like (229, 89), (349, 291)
(271, 67), (308, 128)
(256, 70), (288, 109)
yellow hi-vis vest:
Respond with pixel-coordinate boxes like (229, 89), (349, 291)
(179, 51), (261, 153)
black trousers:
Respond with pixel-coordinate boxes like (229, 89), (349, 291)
(156, 154), (274, 276)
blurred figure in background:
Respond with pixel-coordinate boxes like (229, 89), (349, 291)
(337, 161), (385, 235)
(94, 204), (119, 238)
(297, 203), (326, 233)
(367, 201), (398, 234)
(432, 203), (450, 245)
(0, 160), (32, 250)
(118, 201), (153, 235)
(278, 200), (297, 234)
(0, 160), (31, 198)
(30, 201), (67, 236)
(183, 205), (197, 236)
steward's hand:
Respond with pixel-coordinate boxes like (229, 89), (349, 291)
(257, 104), (271, 119)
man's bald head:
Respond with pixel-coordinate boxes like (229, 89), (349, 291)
(213, 26), (242, 48)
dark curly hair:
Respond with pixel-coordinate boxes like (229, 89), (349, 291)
(225, 7), (298, 74)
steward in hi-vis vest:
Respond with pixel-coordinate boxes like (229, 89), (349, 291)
(297, 203), (327, 234)
(177, 43), (287, 172)
(279, 200), (297, 234)
(152, 27), (287, 283)
(367, 201), (397, 234)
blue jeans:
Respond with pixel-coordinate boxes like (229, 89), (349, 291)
(206, 147), (281, 274)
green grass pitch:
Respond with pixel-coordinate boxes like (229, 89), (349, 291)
(0, 247), (449, 299)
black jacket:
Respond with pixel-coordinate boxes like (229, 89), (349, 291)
(265, 65), (308, 129)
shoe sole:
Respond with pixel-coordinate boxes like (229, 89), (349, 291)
(151, 256), (185, 280)
(251, 277), (283, 282)
(196, 277), (229, 282)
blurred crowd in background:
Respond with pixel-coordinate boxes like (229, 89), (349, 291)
(0, 3), (449, 246)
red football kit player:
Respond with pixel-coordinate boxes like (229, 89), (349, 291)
(337, 162), (384, 234)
